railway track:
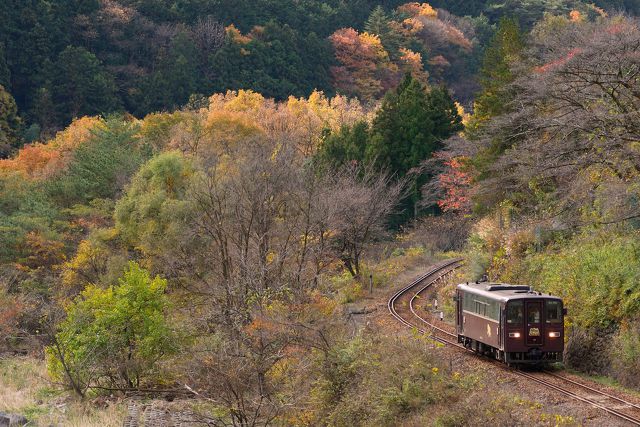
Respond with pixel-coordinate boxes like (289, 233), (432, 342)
(388, 260), (640, 426)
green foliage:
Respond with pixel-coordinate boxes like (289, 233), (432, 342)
(314, 336), (368, 408)
(46, 262), (178, 394)
(0, 172), (59, 263)
(515, 233), (640, 329)
(1, 0), (371, 131)
(191, 0), (392, 36)
(364, 6), (403, 60)
(317, 78), (464, 181)
(467, 16), (524, 192)
(210, 21), (333, 100)
(60, 226), (128, 298)
(471, 17), (524, 129)
(47, 117), (145, 206)
(369, 78), (462, 178)
(0, 0), (630, 134)
(49, 46), (121, 123)
(0, 0), (70, 113)
(133, 32), (201, 115)
(316, 75), (462, 226)
(595, 0), (640, 14)
(0, 85), (21, 155)
(611, 322), (640, 387)
(31, 88), (56, 135)
(426, 86), (465, 141)
(115, 151), (197, 252)
(484, 0), (578, 27)
(0, 43), (9, 89)
(311, 333), (462, 426)
(316, 121), (369, 170)
(428, 0), (584, 27)
(368, 77), (462, 223)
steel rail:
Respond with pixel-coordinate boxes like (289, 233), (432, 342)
(542, 370), (640, 413)
(388, 261), (640, 426)
(387, 258), (462, 334)
(515, 370), (640, 426)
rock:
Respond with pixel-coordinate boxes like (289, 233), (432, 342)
(0, 413), (28, 427)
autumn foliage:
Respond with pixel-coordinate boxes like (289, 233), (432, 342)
(436, 155), (471, 213)
(330, 28), (398, 100)
(329, 2), (475, 100)
(0, 116), (104, 179)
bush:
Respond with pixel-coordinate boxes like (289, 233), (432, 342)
(46, 262), (179, 396)
(310, 333), (463, 426)
(611, 321), (640, 388)
(564, 326), (613, 375)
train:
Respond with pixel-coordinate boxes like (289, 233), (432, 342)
(454, 280), (565, 365)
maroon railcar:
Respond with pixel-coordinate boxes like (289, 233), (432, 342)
(455, 282), (564, 364)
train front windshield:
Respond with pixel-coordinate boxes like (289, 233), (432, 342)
(506, 301), (523, 325)
(546, 300), (562, 323)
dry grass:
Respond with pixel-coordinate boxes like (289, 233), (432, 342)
(0, 356), (126, 426)
(0, 356), (45, 412)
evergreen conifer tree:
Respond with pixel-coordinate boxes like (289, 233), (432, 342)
(467, 17), (524, 180)
(0, 43), (10, 90)
(364, 6), (402, 60)
(50, 46), (121, 123)
(471, 17), (524, 127)
(0, 85), (21, 156)
(368, 75), (462, 222)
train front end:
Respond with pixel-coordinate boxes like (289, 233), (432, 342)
(503, 296), (564, 364)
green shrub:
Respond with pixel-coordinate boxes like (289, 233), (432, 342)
(46, 262), (179, 396)
(338, 282), (363, 304)
(391, 247), (405, 257)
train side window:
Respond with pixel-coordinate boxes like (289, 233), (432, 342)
(474, 300), (489, 316)
(546, 300), (562, 323)
(506, 301), (523, 325)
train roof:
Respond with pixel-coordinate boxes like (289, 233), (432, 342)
(457, 281), (562, 302)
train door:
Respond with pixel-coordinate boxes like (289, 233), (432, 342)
(456, 291), (463, 334)
(525, 301), (544, 346)
(498, 306), (503, 349)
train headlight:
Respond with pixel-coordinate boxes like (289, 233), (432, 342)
(508, 332), (521, 338)
(548, 332), (561, 338)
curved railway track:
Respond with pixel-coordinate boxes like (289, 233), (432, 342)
(388, 259), (640, 426)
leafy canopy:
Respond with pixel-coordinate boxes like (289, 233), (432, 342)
(115, 151), (198, 253)
(47, 262), (178, 394)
